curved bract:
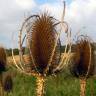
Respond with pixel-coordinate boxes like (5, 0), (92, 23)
(70, 36), (94, 78)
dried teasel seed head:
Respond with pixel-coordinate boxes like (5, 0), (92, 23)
(3, 74), (13, 92)
(0, 46), (7, 73)
(70, 36), (95, 78)
(28, 13), (61, 74)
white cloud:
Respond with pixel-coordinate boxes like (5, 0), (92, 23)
(15, 0), (36, 10)
(65, 0), (96, 39)
(39, 0), (96, 41)
(39, 3), (63, 19)
(0, 0), (96, 48)
(0, 0), (37, 48)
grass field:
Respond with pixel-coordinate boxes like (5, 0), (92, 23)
(3, 65), (96, 96)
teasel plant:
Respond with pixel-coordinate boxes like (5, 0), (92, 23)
(12, 1), (72, 96)
(69, 35), (95, 96)
(3, 73), (13, 96)
(0, 46), (7, 96)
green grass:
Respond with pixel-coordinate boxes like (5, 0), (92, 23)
(3, 66), (96, 96)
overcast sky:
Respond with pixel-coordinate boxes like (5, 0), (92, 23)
(0, 0), (96, 48)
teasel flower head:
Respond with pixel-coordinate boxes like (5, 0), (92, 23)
(28, 13), (61, 75)
(15, 1), (69, 78)
(70, 35), (95, 78)
(0, 47), (7, 74)
(3, 74), (13, 93)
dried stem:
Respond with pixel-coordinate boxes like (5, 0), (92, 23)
(36, 76), (45, 96)
(0, 74), (4, 96)
(80, 78), (86, 96)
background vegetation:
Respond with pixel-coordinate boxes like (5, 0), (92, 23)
(2, 65), (96, 96)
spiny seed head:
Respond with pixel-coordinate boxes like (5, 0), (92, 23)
(0, 47), (7, 73)
(3, 75), (13, 92)
(70, 37), (94, 78)
(28, 13), (61, 74)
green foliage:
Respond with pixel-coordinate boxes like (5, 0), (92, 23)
(4, 67), (36, 96)
(4, 66), (96, 96)
(6, 49), (12, 56)
(6, 48), (19, 56)
(6, 47), (30, 56)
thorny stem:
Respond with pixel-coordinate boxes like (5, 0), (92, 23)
(0, 74), (4, 96)
(36, 76), (45, 96)
(80, 78), (86, 96)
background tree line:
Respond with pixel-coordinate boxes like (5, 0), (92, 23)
(6, 43), (96, 57)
